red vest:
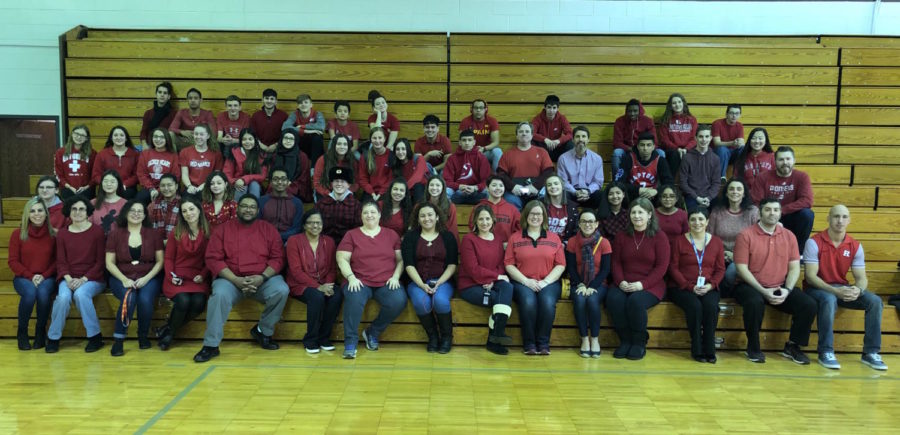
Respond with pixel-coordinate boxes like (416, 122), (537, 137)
(809, 230), (860, 286)
(629, 152), (659, 188)
(293, 109), (319, 127)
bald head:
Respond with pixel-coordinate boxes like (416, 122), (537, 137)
(827, 204), (850, 234)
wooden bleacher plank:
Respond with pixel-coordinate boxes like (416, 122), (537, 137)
(854, 165), (900, 185)
(811, 186), (875, 208)
(841, 87), (900, 106)
(450, 84), (837, 105)
(837, 147), (900, 165)
(842, 67), (900, 86)
(451, 45), (837, 66)
(450, 34), (821, 48)
(839, 107), (900, 126)
(67, 40), (447, 63)
(84, 30), (449, 45)
(838, 126), (900, 146)
(821, 36), (900, 48)
(450, 65), (839, 86)
(841, 48), (900, 67)
(878, 187), (900, 207)
(812, 209), (900, 233)
(2, 198), (28, 223)
(67, 79), (448, 102)
(795, 165), (851, 184)
(857, 239), (900, 263)
(65, 59), (448, 83)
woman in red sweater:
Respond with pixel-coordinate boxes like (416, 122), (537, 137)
(313, 134), (357, 200)
(459, 205), (514, 355)
(734, 127), (775, 193)
(504, 200), (566, 355)
(55, 124), (95, 200)
(159, 196), (210, 350)
(358, 127), (393, 202)
(224, 129), (268, 201)
(667, 206), (725, 364)
(105, 200), (165, 356)
(379, 177), (412, 237)
(137, 127), (180, 204)
(655, 184), (688, 242)
(390, 138), (428, 202)
(286, 209), (342, 354)
(46, 195), (107, 354)
(425, 175), (459, 240)
(658, 93), (698, 176)
(92, 125), (140, 199)
(8, 198), (56, 350)
(606, 197), (671, 361)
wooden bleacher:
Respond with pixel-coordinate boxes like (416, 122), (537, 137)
(2, 28), (899, 352)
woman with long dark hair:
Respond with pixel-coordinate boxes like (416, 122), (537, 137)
(92, 125), (140, 199)
(224, 128), (267, 201)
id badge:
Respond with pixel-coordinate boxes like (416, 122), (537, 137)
(696, 276), (706, 287)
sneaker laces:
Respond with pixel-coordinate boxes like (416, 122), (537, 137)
(867, 353), (883, 362)
(823, 352), (837, 361)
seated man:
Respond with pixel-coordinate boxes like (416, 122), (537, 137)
(282, 93), (326, 165)
(443, 129), (490, 205)
(614, 132), (673, 202)
(803, 204), (887, 370)
(317, 167), (361, 243)
(259, 167), (305, 244)
(458, 99), (502, 171)
(611, 98), (656, 175)
(147, 174), (181, 241)
(414, 114), (452, 173)
(531, 94), (573, 162)
(249, 88), (289, 155)
(169, 87), (216, 150)
(556, 126), (604, 209)
(216, 95), (250, 156)
(472, 175), (521, 245)
(712, 104), (745, 180)
(679, 124), (721, 210)
(750, 146), (814, 254)
(733, 198), (817, 364)
(327, 100), (360, 153)
(497, 122), (555, 210)
(195, 195), (290, 362)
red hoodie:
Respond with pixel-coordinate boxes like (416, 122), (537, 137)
(92, 147), (140, 188)
(658, 113), (698, 151)
(612, 101), (657, 151)
(358, 149), (393, 195)
(400, 154), (428, 188)
(442, 148), (491, 190)
(223, 147), (268, 186)
(531, 109), (573, 144)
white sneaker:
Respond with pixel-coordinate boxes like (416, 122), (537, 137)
(817, 352), (841, 369)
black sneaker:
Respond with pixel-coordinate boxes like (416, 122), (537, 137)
(486, 340), (509, 355)
(84, 334), (104, 353)
(744, 350), (766, 363)
(250, 325), (279, 350)
(613, 343), (631, 359)
(780, 342), (810, 365)
(193, 346), (220, 363)
(138, 336), (152, 350)
(110, 339), (124, 357)
(45, 339), (60, 354)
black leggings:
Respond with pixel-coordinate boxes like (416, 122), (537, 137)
(167, 293), (207, 336)
(668, 288), (720, 357)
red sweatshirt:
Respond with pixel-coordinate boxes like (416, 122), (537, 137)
(163, 231), (211, 298)
(224, 147), (268, 186)
(612, 102), (657, 151)
(137, 149), (180, 190)
(56, 224), (106, 281)
(55, 147), (96, 190)
(531, 109), (573, 144)
(611, 230), (671, 300)
(458, 233), (506, 290)
(668, 234), (726, 291)
(92, 147), (140, 188)
(658, 113), (698, 151)
(285, 233), (337, 296)
(442, 148), (491, 191)
(400, 155), (428, 188)
(8, 225), (55, 278)
(739, 151), (775, 193)
(750, 170), (814, 215)
(358, 150), (393, 195)
(205, 219), (285, 277)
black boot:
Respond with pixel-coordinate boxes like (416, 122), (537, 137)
(488, 306), (513, 346)
(486, 337), (509, 355)
(110, 338), (125, 357)
(417, 314), (439, 352)
(17, 327), (31, 351)
(436, 312), (453, 354)
(138, 334), (152, 350)
(33, 328), (46, 350)
(627, 331), (648, 361)
(85, 333), (104, 353)
(158, 334), (174, 351)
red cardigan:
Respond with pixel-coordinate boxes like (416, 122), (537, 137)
(56, 224), (106, 281)
(163, 231), (211, 298)
(106, 226), (165, 279)
(8, 225), (55, 279)
(668, 234), (726, 291)
(611, 230), (671, 300)
(458, 233), (506, 290)
(285, 233), (337, 296)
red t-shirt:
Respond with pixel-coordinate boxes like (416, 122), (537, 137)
(504, 230), (565, 280)
(216, 111), (251, 140)
(458, 115), (499, 148)
(179, 147), (224, 187)
(414, 134), (452, 167)
(337, 227), (401, 287)
(546, 203), (569, 238)
(137, 149), (180, 190)
(367, 112), (401, 136)
(711, 118), (744, 147)
(497, 146), (554, 179)
(327, 119), (361, 142)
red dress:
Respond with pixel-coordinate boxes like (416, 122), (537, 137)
(163, 231), (211, 298)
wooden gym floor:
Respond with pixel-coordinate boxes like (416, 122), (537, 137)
(0, 339), (897, 434)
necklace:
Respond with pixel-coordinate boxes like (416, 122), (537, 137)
(633, 231), (647, 250)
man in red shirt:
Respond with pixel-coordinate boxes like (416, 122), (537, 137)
(712, 104), (745, 180)
(458, 99), (502, 171)
(169, 88), (216, 150)
(414, 114), (452, 172)
(249, 88), (289, 155)
(750, 146), (814, 254)
(531, 95), (573, 163)
(497, 121), (555, 210)
(803, 204), (887, 370)
(216, 95), (250, 158)
(733, 198), (817, 365)
(194, 195), (290, 363)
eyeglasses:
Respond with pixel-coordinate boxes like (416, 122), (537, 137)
(238, 204), (258, 210)
(580, 220), (598, 225)
(38, 185), (56, 190)
(70, 207), (87, 212)
(306, 221), (323, 226)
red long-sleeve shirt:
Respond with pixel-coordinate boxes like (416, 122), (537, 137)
(285, 233), (337, 296)
(472, 198), (521, 244)
(531, 109), (573, 144)
(92, 147), (140, 188)
(668, 234), (726, 291)
(56, 224), (106, 281)
(400, 155), (429, 188)
(658, 114), (698, 151)
(358, 150), (393, 195)
(611, 230), (671, 300)
(54, 147), (95, 190)
(163, 231), (210, 298)
(739, 151), (775, 193)
(458, 233), (506, 290)
(137, 149), (180, 190)
(205, 219), (285, 277)
(223, 147), (268, 186)
(750, 170), (814, 215)
(8, 225), (55, 279)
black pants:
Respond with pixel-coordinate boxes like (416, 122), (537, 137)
(299, 134), (325, 167)
(566, 190), (604, 210)
(605, 287), (660, 346)
(295, 288), (344, 348)
(668, 288), (720, 357)
(733, 283), (816, 353)
(532, 139), (574, 163)
(665, 149), (683, 177)
(167, 292), (207, 336)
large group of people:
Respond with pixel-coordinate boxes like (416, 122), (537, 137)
(5, 83), (887, 371)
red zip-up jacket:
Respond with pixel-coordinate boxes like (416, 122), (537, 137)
(92, 147), (140, 188)
(531, 109), (573, 144)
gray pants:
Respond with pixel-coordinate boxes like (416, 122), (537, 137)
(202, 276), (289, 347)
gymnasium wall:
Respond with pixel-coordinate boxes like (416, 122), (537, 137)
(3, 1), (900, 119)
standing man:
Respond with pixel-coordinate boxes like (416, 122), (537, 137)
(679, 124), (721, 210)
(751, 146), (814, 254)
(458, 99), (502, 171)
(712, 104), (745, 181)
(556, 126), (604, 209)
(169, 88), (216, 150)
(250, 88), (289, 155)
(531, 94), (574, 162)
(803, 205), (887, 370)
(258, 167), (305, 244)
(733, 199), (817, 364)
(195, 195), (290, 362)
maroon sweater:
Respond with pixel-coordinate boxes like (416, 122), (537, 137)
(750, 170), (814, 215)
(92, 147), (140, 188)
(611, 230), (671, 300)
(106, 226), (165, 279)
(8, 225), (55, 278)
(57, 224), (106, 281)
(458, 233), (506, 290)
(668, 234), (726, 291)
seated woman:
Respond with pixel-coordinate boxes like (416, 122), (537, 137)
(504, 200), (566, 355)
(34, 176), (66, 230)
(390, 138), (428, 202)
(708, 178), (758, 295)
(380, 177), (412, 237)
(46, 195), (106, 353)
(596, 181), (631, 240)
(269, 130), (312, 203)
(367, 90), (400, 150)
(733, 128), (774, 193)
(336, 201), (406, 359)
(179, 123), (223, 198)
(286, 210), (343, 354)
(542, 174), (578, 243)
(8, 198), (56, 350)
(201, 170), (237, 231)
(105, 200), (165, 356)
(55, 124), (95, 200)
(136, 127), (180, 205)
(402, 203), (458, 354)
(565, 210), (612, 358)
(224, 128), (268, 201)
(92, 125), (140, 199)
(424, 175), (458, 240)
(91, 170), (127, 234)
(358, 127), (393, 202)
(668, 206), (725, 363)
(159, 196), (210, 350)
(607, 197), (671, 361)
(313, 134), (358, 200)
(655, 184), (688, 242)
(458, 205), (514, 355)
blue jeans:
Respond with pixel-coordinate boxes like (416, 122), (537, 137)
(13, 276), (56, 334)
(502, 192), (538, 210)
(715, 146), (742, 178)
(512, 280), (561, 349)
(109, 275), (163, 339)
(48, 279), (105, 340)
(572, 285), (607, 337)
(342, 284), (408, 349)
(447, 187), (487, 205)
(781, 208), (814, 256)
(406, 281), (453, 315)
(806, 287), (882, 354)
(611, 148), (665, 177)
(233, 180), (261, 202)
(483, 148), (502, 172)
(459, 281), (514, 307)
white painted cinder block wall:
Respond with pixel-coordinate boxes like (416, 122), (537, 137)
(2, 1), (900, 120)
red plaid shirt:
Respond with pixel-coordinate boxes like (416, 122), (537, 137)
(599, 208), (630, 240)
(149, 195), (181, 240)
(316, 193), (362, 243)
